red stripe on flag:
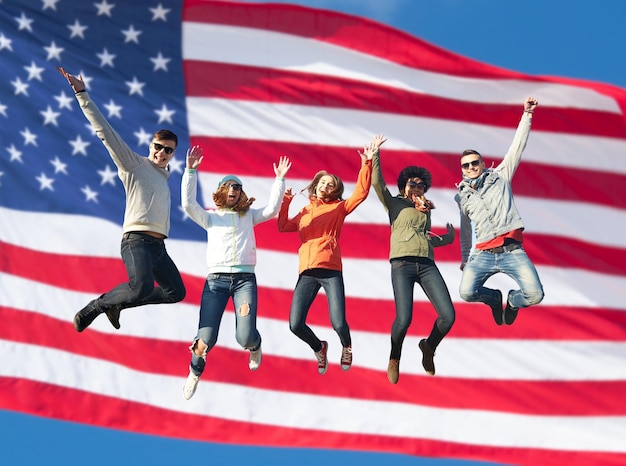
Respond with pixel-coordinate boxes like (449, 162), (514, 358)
(2, 307), (626, 417)
(192, 137), (626, 210)
(3, 378), (625, 466)
(185, 60), (626, 138)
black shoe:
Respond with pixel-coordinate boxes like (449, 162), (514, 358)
(104, 305), (122, 330)
(489, 290), (504, 326)
(504, 300), (519, 325)
(73, 300), (102, 332)
(418, 339), (436, 376)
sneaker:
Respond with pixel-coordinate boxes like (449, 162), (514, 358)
(489, 289), (504, 326)
(340, 345), (352, 371)
(504, 300), (519, 325)
(315, 341), (329, 375)
(104, 305), (122, 330)
(387, 359), (400, 384)
(249, 346), (262, 371)
(419, 339), (436, 376)
(73, 299), (102, 332)
(183, 371), (200, 400)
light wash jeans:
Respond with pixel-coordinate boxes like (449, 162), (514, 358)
(190, 273), (260, 376)
(289, 268), (350, 352)
(459, 247), (544, 309)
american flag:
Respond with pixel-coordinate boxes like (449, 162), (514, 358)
(1, 1), (625, 465)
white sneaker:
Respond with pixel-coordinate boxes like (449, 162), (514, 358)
(183, 371), (200, 400)
(249, 346), (262, 371)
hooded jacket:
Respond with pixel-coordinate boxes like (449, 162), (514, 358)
(278, 159), (372, 274)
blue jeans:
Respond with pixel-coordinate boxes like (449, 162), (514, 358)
(98, 232), (186, 311)
(459, 246), (544, 309)
(390, 257), (455, 360)
(190, 273), (260, 376)
(289, 268), (350, 352)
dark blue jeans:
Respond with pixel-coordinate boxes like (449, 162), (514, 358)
(289, 268), (350, 352)
(98, 232), (186, 311)
(390, 257), (455, 360)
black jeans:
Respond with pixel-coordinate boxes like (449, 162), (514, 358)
(389, 257), (455, 359)
(98, 232), (186, 311)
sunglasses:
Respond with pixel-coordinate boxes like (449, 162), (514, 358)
(226, 183), (242, 191)
(407, 181), (427, 189)
(461, 159), (481, 170)
(152, 142), (175, 155)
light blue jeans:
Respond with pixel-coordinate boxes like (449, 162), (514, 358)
(289, 268), (350, 352)
(190, 273), (260, 376)
(459, 247), (544, 309)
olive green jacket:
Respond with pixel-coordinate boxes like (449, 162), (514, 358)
(372, 152), (453, 261)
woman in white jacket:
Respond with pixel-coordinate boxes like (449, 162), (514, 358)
(181, 146), (291, 400)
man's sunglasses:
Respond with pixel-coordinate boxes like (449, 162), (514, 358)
(461, 160), (481, 170)
(407, 181), (427, 189)
(152, 142), (175, 155)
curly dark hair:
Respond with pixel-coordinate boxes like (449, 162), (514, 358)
(397, 166), (432, 193)
(213, 185), (255, 214)
(304, 170), (344, 201)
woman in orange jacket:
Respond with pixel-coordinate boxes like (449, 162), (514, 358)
(278, 135), (385, 375)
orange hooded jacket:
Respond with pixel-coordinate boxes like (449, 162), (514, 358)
(278, 159), (372, 274)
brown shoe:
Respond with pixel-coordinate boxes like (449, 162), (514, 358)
(387, 359), (400, 384)
(419, 339), (436, 376)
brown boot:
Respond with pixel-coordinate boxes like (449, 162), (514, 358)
(387, 359), (400, 384)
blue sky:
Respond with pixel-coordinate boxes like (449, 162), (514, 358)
(2, 1), (625, 465)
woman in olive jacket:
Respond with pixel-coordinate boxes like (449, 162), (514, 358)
(372, 137), (456, 384)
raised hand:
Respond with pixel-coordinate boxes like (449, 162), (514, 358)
(358, 133), (387, 160)
(274, 156), (292, 178)
(56, 66), (86, 93)
(186, 145), (203, 169)
(524, 96), (538, 112)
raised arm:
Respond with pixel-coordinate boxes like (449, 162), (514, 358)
(496, 97), (538, 181)
(56, 66), (140, 171)
(254, 156), (292, 223)
(181, 146), (211, 229)
(370, 134), (395, 210)
(342, 134), (385, 214)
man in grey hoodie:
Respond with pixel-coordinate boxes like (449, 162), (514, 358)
(455, 97), (544, 326)
(57, 67), (186, 332)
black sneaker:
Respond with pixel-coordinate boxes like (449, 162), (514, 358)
(489, 290), (504, 326)
(73, 299), (102, 332)
(105, 305), (122, 330)
(418, 339), (436, 376)
(504, 300), (519, 325)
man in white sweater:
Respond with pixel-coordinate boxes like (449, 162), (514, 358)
(57, 67), (186, 332)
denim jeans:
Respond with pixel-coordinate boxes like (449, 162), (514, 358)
(390, 257), (455, 359)
(289, 268), (350, 352)
(98, 232), (186, 311)
(190, 273), (260, 376)
(459, 246), (544, 309)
